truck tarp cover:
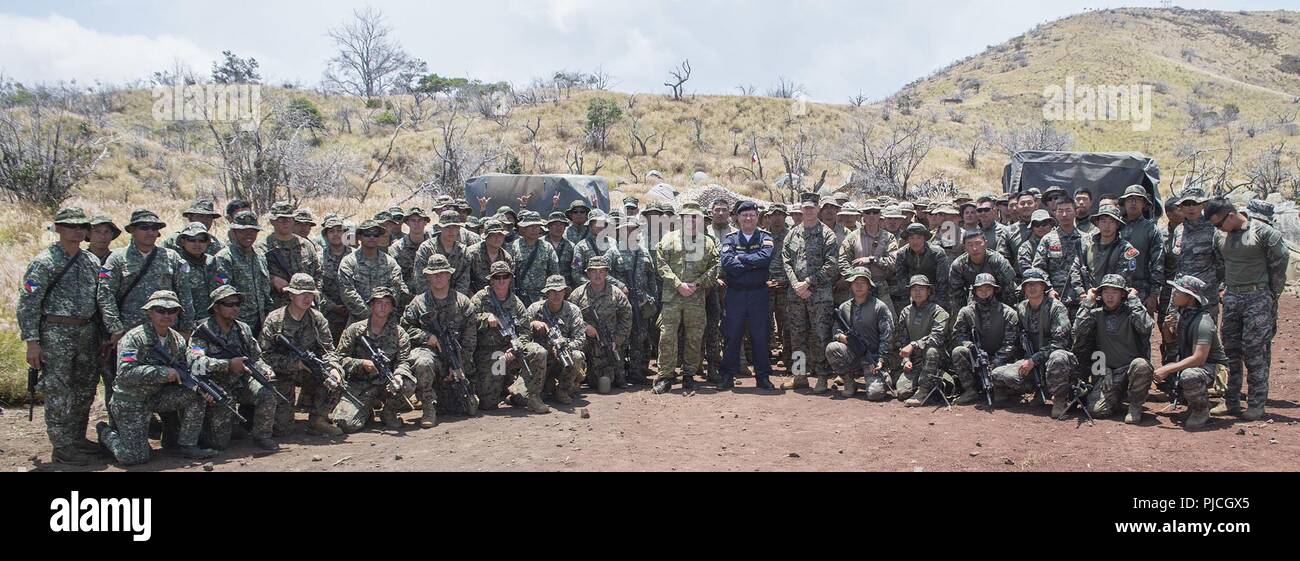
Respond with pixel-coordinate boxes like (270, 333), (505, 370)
(1001, 151), (1162, 217)
(465, 174), (610, 216)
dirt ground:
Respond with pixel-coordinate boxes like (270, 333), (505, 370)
(4, 297), (1300, 473)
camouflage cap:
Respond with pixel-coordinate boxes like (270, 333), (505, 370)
(455, 199), (472, 212)
(207, 284), (245, 311)
(958, 200), (977, 213)
(496, 205), (517, 216)
(405, 207), (430, 220)
(483, 219), (507, 235)
(178, 222), (211, 240)
(1118, 185), (1151, 205)
(321, 215), (345, 230)
(369, 286), (397, 304)
(930, 205), (960, 216)
(542, 274), (569, 293)
(488, 260), (513, 278)
(53, 207), (91, 226)
(356, 220), (386, 236)
(585, 255), (611, 270)
(434, 195), (454, 208)
(1042, 186), (1067, 200)
(293, 208), (317, 225)
(465, 216), (482, 229)
(907, 274), (933, 288)
(546, 211), (569, 225)
(976, 192), (997, 204)
(566, 200), (592, 214)
(914, 197), (931, 208)
(902, 223), (931, 240)
(843, 266), (873, 284)
(386, 206), (405, 221)
(1026, 187), (1043, 198)
(1097, 274), (1128, 291)
(837, 203), (862, 216)
(972, 273), (999, 289)
(882, 205), (905, 219)
(89, 214), (122, 239)
(1247, 199), (1275, 224)
(799, 191), (820, 208)
(182, 199), (221, 217)
(494, 212), (516, 226)
(623, 196), (640, 208)
(820, 195), (844, 209)
(1168, 275), (1208, 305)
(438, 210), (464, 226)
(423, 254), (455, 275)
(1030, 209), (1055, 225)
(1177, 187), (1209, 205)
(125, 209), (166, 231)
(640, 204), (664, 216)
(515, 210), (545, 228)
(618, 215), (642, 229)
(765, 203), (789, 216)
(141, 289), (182, 311)
(373, 210), (394, 224)
(1019, 267), (1050, 289)
(229, 210), (261, 231)
(284, 273), (319, 296)
(269, 201), (296, 219)
(587, 209), (611, 223)
(1090, 204), (1125, 226)
(677, 202), (704, 216)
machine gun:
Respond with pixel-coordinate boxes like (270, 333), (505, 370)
(358, 335), (416, 410)
(151, 343), (246, 423)
(275, 334), (361, 404)
(417, 310), (474, 408)
(1056, 374), (1096, 425)
(968, 324), (995, 407)
(193, 323), (291, 405)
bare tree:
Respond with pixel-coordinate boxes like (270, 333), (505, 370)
(768, 120), (822, 202)
(1244, 141), (1297, 199)
(426, 103), (507, 197)
(352, 123), (403, 204)
(322, 7), (413, 99)
(767, 76), (802, 99)
(565, 145), (604, 175)
(736, 85), (757, 96)
(985, 120), (1074, 156)
(627, 114), (660, 156)
(591, 66), (614, 91)
(835, 118), (934, 197)
(0, 81), (115, 209)
(664, 59), (692, 101)
(688, 116), (711, 152)
(848, 93), (870, 107)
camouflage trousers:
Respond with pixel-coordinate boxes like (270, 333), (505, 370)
(656, 299), (707, 381)
(102, 388), (205, 466)
(784, 296), (834, 378)
(703, 287), (723, 375)
(825, 341), (888, 400)
(772, 287), (793, 367)
(471, 344), (547, 408)
(37, 323), (100, 451)
(202, 375), (277, 448)
(272, 367), (343, 434)
(544, 350), (585, 398)
(1167, 365), (1214, 410)
(950, 345), (991, 393)
(647, 300), (662, 361)
(585, 337), (625, 387)
(1222, 290), (1276, 410)
(331, 372), (417, 433)
(625, 301), (656, 380)
(991, 350), (1075, 401)
(891, 347), (946, 398)
(1157, 286), (1175, 365)
(1078, 359), (1155, 417)
(410, 347), (479, 416)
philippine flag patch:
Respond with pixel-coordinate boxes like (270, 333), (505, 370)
(23, 279), (39, 294)
(214, 273), (229, 285)
(120, 350), (137, 363)
(98, 267), (111, 279)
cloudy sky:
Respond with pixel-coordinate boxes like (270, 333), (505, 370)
(1, 0), (1296, 102)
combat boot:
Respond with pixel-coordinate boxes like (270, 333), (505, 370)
(718, 374), (735, 390)
(419, 409), (438, 429)
(755, 377), (775, 390)
(811, 376), (829, 394)
(307, 415), (343, 436)
(178, 445), (218, 459)
(681, 372), (696, 390)
(1184, 403), (1210, 430)
(840, 376), (856, 398)
(506, 393), (529, 408)
(52, 447), (90, 466)
(781, 375), (809, 390)
(652, 378), (673, 394)
(1050, 390), (1071, 418)
(553, 391), (574, 405)
(380, 406), (403, 430)
(526, 395), (551, 414)
(955, 388), (981, 406)
(1125, 403), (1143, 425)
(1242, 406), (1266, 421)
(904, 389), (929, 407)
(1211, 402), (1242, 417)
(95, 421), (113, 457)
(253, 437), (280, 452)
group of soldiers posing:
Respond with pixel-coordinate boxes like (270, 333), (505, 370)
(16, 182), (1290, 466)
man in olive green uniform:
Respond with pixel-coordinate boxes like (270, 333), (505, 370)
(188, 285), (281, 451)
(899, 276), (953, 407)
(569, 256), (633, 392)
(839, 202), (897, 317)
(413, 210), (471, 296)
(950, 273), (1020, 406)
(1155, 276), (1229, 429)
(825, 267), (894, 401)
(780, 193), (840, 393)
(652, 202), (719, 394)
(339, 220), (409, 324)
(464, 261), (550, 413)
(162, 198), (224, 257)
(1071, 274), (1155, 422)
(526, 275), (587, 403)
(607, 216), (657, 385)
(319, 214), (351, 341)
(332, 287), (416, 432)
(389, 207), (432, 290)
(508, 210), (560, 306)
(259, 274), (346, 436)
(258, 201), (323, 309)
(993, 268), (1073, 408)
(213, 211), (272, 334)
(1118, 185), (1165, 314)
(174, 222), (221, 325)
(104, 209), (196, 334)
(465, 220), (514, 297)
(402, 255), (477, 426)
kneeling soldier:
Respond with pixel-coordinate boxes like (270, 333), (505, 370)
(950, 273), (1020, 405)
(259, 274), (346, 436)
(96, 291), (217, 465)
(992, 268), (1074, 408)
(465, 261), (550, 413)
(569, 256), (632, 393)
(402, 254), (477, 426)
(825, 267), (894, 400)
(899, 275), (952, 406)
(1153, 276), (1227, 430)
(333, 287), (416, 432)
(1070, 274), (1155, 422)
(526, 275), (587, 404)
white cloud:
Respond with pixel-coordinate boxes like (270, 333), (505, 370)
(0, 13), (215, 85)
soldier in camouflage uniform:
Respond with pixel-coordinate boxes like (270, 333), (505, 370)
(339, 220), (409, 324)
(402, 255), (477, 426)
(703, 199), (736, 381)
(1157, 197), (1184, 365)
(1155, 276), (1229, 429)
(891, 223), (951, 315)
(87, 214), (123, 408)
(526, 275), (587, 403)
(389, 207), (432, 290)
(258, 201), (323, 309)
(173, 222), (222, 325)
(991, 268), (1074, 408)
(331, 287), (416, 432)
(1070, 275), (1155, 422)
(464, 261), (550, 413)
(898, 276), (954, 407)
(950, 274), (1020, 405)
(1205, 198), (1289, 421)
(19, 208), (125, 464)
(569, 256), (633, 392)
(976, 194), (1014, 263)
(825, 267), (894, 400)
(465, 220), (513, 297)
(1080, 205), (1140, 290)
(188, 285), (281, 451)
(839, 202), (897, 317)
(765, 204), (794, 368)
(643, 204), (672, 362)
(1017, 210), (1055, 283)
(104, 209), (196, 333)
(294, 208), (319, 253)
(546, 212), (577, 287)
(162, 198), (224, 257)
(779, 193), (840, 392)
(1118, 186), (1165, 314)
(571, 210), (612, 286)
(413, 210), (471, 296)
(949, 229), (1017, 310)
(319, 214), (351, 341)
(258, 274), (346, 436)
(1033, 198), (1087, 316)
(563, 200), (595, 246)
(95, 291), (217, 465)
(652, 202), (719, 394)
(508, 210), (560, 306)
(1168, 187), (1224, 320)
(213, 211), (273, 335)
(606, 216), (656, 384)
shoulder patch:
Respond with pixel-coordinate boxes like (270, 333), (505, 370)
(23, 279), (39, 294)
(1123, 246), (1140, 260)
(120, 350), (137, 363)
(214, 272), (229, 285)
(180, 261), (191, 274)
(762, 239), (774, 247)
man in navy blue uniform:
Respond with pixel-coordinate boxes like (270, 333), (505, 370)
(719, 200), (776, 390)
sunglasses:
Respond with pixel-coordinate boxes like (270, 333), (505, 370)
(136, 224), (163, 232)
(216, 300), (243, 308)
(181, 236), (211, 244)
(154, 308), (181, 316)
(63, 224), (92, 231)
(1209, 215), (1227, 228)
(977, 208), (993, 213)
(361, 231), (386, 239)
(491, 275), (512, 281)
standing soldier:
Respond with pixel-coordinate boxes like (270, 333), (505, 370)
(188, 285), (281, 451)
(294, 209), (319, 252)
(464, 262), (550, 413)
(569, 256), (633, 392)
(174, 222), (221, 325)
(402, 255), (477, 425)
(1206, 198), (1288, 420)
(1033, 198), (1087, 316)
(104, 209), (195, 334)
(765, 204), (794, 368)
(258, 201), (322, 309)
(465, 219), (513, 296)
(389, 207), (432, 290)
(607, 216), (656, 385)
(87, 215), (123, 407)
(572, 210), (612, 288)
(1073, 188), (1096, 235)
(652, 202), (719, 394)
(563, 200), (595, 246)
(546, 212), (577, 287)
(95, 291), (217, 465)
(703, 199), (734, 382)
(259, 274), (345, 436)
(718, 200), (776, 390)
(825, 268), (893, 400)
(1157, 196), (1184, 365)
(992, 268), (1073, 409)
(643, 203), (672, 361)
(20, 208), (124, 464)
(526, 275), (587, 403)
(338, 220), (409, 324)
(1017, 210), (1056, 282)
(976, 194), (1013, 262)
(163, 198), (225, 256)
(780, 193), (840, 393)
(508, 210), (560, 306)
(331, 287), (415, 432)
(213, 211), (272, 335)
(1081, 205), (1140, 289)
(319, 214), (351, 341)
(1155, 276), (1228, 430)
(949, 229), (1017, 310)
(891, 223), (951, 314)
(839, 202), (897, 316)
(1071, 275), (1155, 422)
(1118, 186), (1165, 314)
(413, 210), (471, 296)
(950, 274), (1020, 406)
(930, 204), (965, 263)
(899, 276), (952, 406)
(1169, 187), (1224, 320)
